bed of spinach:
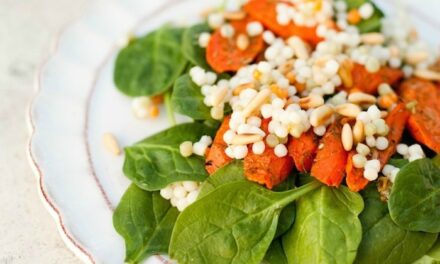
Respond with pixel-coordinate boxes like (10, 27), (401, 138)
(413, 239), (440, 263)
(123, 123), (215, 191)
(263, 239), (288, 264)
(355, 185), (438, 264)
(282, 185), (364, 264)
(389, 158), (440, 233)
(169, 180), (321, 264)
(171, 74), (213, 120)
(113, 184), (179, 263)
(182, 23), (211, 70)
(343, 0), (384, 33)
(114, 26), (187, 97)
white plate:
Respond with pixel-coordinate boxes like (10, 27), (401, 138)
(28, 0), (440, 263)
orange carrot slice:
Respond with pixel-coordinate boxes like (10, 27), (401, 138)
(311, 121), (348, 187)
(350, 63), (403, 94)
(287, 129), (319, 172)
(205, 116), (233, 174)
(244, 119), (294, 189)
(243, 0), (322, 45)
(206, 17), (264, 73)
(399, 78), (440, 153)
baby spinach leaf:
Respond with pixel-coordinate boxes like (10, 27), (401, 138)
(413, 239), (440, 264)
(343, 0), (384, 33)
(282, 185), (364, 264)
(387, 158), (409, 168)
(113, 184), (179, 263)
(263, 239), (288, 264)
(389, 158), (440, 233)
(114, 26), (187, 96)
(182, 23), (211, 70)
(171, 74), (213, 120)
(169, 180), (321, 264)
(123, 123), (215, 191)
(355, 185), (438, 264)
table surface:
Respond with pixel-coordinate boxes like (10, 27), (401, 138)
(0, 0), (439, 263)
(0, 0), (88, 263)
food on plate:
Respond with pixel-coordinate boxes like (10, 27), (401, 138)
(111, 0), (440, 263)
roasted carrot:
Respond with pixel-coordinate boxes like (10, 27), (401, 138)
(206, 17), (264, 73)
(244, 119), (294, 189)
(205, 116), (233, 174)
(399, 78), (440, 153)
(243, 0), (322, 45)
(376, 103), (410, 167)
(349, 63), (403, 94)
(311, 121), (348, 187)
(287, 129), (319, 172)
(346, 151), (369, 192)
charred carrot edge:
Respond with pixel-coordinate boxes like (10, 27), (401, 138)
(346, 151), (369, 192)
(206, 17), (265, 73)
(244, 118), (294, 189)
(399, 78), (440, 153)
(311, 121), (348, 187)
(243, 0), (322, 45)
(205, 116), (233, 174)
(350, 63), (404, 94)
(288, 129), (319, 172)
(377, 103), (410, 168)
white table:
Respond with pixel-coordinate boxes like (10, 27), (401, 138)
(0, 0), (88, 263)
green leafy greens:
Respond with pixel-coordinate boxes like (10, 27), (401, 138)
(169, 180), (321, 264)
(123, 123), (215, 191)
(263, 239), (288, 264)
(182, 23), (212, 69)
(389, 158), (440, 233)
(113, 184), (179, 263)
(114, 26), (187, 96)
(282, 185), (364, 264)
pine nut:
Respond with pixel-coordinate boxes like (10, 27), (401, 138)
(223, 11), (246, 20)
(236, 34), (250, 51)
(211, 86), (229, 106)
(338, 60), (354, 88)
(342, 124), (353, 151)
(353, 120), (365, 144)
(405, 51), (428, 65)
(103, 133), (121, 155)
(233, 82), (255, 96)
(310, 105), (334, 127)
(149, 105), (160, 118)
(334, 103), (362, 118)
(279, 60), (295, 74)
(348, 92), (377, 105)
(287, 36), (310, 59)
(270, 84), (289, 99)
(414, 69), (440, 81)
(299, 94), (324, 109)
(389, 45), (400, 57)
(361, 33), (385, 45)
(242, 89), (272, 118)
(231, 134), (263, 145)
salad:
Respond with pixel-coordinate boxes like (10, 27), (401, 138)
(108, 0), (440, 263)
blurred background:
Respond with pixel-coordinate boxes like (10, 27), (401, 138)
(0, 0), (438, 263)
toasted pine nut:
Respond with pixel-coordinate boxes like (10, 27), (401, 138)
(348, 92), (377, 105)
(242, 89), (272, 118)
(414, 69), (440, 81)
(338, 60), (354, 88)
(347, 9), (361, 24)
(223, 11), (246, 20)
(310, 105), (334, 127)
(286, 72), (296, 85)
(405, 51), (428, 65)
(279, 60), (295, 74)
(299, 94), (324, 109)
(389, 45), (400, 57)
(211, 86), (229, 106)
(288, 36), (310, 59)
(231, 134), (263, 145)
(236, 34), (250, 51)
(342, 124), (353, 151)
(361, 33), (385, 45)
(103, 133), (121, 155)
(151, 95), (164, 105)
(380, 111), (388, 118)
(233, 82), (255, 96)
(334, 103), (362, 118)
(149, 105), (160, 118)
(253, 70), (262, 80)
(378, 93), (398, 109)
(353, 120), (365, 144)
(270, 84), (289, 99)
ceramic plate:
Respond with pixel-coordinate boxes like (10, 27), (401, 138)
(28, 0), (440, 263)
